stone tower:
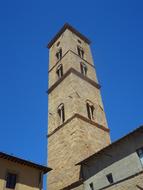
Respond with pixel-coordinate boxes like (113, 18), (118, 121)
(47, 24), (111, 190)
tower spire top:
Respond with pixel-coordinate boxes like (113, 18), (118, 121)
(47, 23), (91, 49)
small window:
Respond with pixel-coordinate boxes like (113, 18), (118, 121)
(137, 147), (143, 165)
(77, 39), (81, 44)
(57, 41), (60, 47)
(89, 182), (94, 190)
(77, 46), (84, 58)
(56, 64), (63, 79)
(106, 173), (114, 184)
(58, 103), (65, 124)
(56, 48), (62, 60)
(6, 173), (17, 189)
(39, 172), (43, 187)
(80, 62), (87, 76)
(86, 102), (94, 120)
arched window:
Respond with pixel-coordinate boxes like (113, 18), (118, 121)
(56, 64), (63, 79)
(80, 62), (87, 76)
(86, 101), (94, 120)
(77, 46), (84, 58)
(57, 103), (65, 124)
(56, 48), (62, 60)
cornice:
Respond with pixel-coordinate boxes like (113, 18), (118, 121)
(48, 49), (95, 73)
(48, 68), (101, 94)
(47, 113), (109, 138)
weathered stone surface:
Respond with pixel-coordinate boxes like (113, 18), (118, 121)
(48, 118), (110, 189)
(82, 127), (143, 190)
(48, 74), (108, 135)
(47, 26), (110, 190)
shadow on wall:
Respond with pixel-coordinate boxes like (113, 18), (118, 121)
(0, 172), (40, 189)
(80, 129), (143, 180)
(137, 185), (143, 190)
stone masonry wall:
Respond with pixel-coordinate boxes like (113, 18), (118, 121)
(49, 30), (94, 70)
(48, 27), (110, 190)
(48, 50), (98, 88)
(48, 74), (109, 134)
(48, 118), (110, 190)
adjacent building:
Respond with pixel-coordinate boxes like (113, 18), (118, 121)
(0, 152), (51, 190)
(77, 125), (143, 190)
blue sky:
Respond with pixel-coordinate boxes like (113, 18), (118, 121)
(0, 0), (143, 189)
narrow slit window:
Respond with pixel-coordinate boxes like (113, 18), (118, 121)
(89, 182), (94, 190)
(58, 103), (65, 124)
(137, 147), (143, 165)
(86, 102), (94, 120)
(56, 48), (62, 60)
(56, 64), (63, 79)
(106, 173), (114, 184)
(77, 39), (81, 44)
(80, 62), (87, 76)
(77, 46), (84, 58)
(6, 173), (17, 189)
(57, 41), (60, 47)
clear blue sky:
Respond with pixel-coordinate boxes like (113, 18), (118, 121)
(0, 0), (143, 189)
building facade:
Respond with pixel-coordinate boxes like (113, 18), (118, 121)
(47, 24), (111, 190)
(77, 126), (143, 190)
(0, 152), (51, 190)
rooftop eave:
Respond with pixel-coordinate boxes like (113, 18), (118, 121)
(0, 152), (52, 174)
(47, 23), (91, 49)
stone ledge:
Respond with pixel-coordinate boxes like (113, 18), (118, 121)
(47, 113), (109, 138)
(48, 49), (95, 73)
(48, 68), (101, 94)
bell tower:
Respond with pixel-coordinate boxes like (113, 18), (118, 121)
(47, 24), (111, 190)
